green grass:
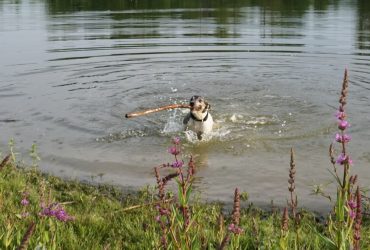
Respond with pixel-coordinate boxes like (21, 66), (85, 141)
(1, 158), (369, 249)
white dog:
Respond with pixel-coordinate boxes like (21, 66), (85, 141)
(183, 96), (213, 140)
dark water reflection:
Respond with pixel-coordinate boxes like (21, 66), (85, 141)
(1, 0), (370, 212)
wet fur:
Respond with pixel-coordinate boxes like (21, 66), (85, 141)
(183, 96), (213, 140)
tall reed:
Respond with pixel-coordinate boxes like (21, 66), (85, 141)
(218, 188), (243, 250)
(288, 148), (297, 219)
(153, 137), (197, 249)
(323, 69), (362, 249)
(353, 186), (362, 250)
(279, 207), (289, 250)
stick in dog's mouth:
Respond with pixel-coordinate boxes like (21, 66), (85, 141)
(125, 104), (191, 119)
(125, 95), (213, 141)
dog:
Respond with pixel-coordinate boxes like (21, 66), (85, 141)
(183, 96), (213, 140)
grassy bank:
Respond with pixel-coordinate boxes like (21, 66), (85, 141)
(0, 157), (365, 249)
(0, 153), (369, 249)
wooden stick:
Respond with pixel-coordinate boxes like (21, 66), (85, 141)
(125, 104), (190, 119)
(120, 198), (174, 212)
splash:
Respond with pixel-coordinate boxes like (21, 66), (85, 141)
(96, 129), (148, 142)
(162, 109), (183, 133)
(184, 127), (231, 144)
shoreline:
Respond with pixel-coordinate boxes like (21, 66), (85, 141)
(32, 160), (334, 216)
(1, 154), (369, 248)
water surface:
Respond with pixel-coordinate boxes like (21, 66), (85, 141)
(1, 0), (370, 211)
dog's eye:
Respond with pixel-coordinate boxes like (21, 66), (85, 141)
(199, 99), (203, 103)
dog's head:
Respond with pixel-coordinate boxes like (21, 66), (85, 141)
(189, 95), (211, 113)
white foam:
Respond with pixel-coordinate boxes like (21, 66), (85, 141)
(184, 127), (231, 143)
(162, 110), (183, 133)
(230, 113), (244, 123)
(184, 130), (199, 143)
(245, 117), (267, 125)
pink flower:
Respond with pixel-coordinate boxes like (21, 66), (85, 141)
(335, 111), (346, 120)
(336, 153), (353, 165)
(21, 198), (29, 206)
(158, 207), (170, 216)
(39, 203), (74, 222)
(172, 137), (181, 145)
(349, 210), (356, 219)
(171, 160), (184, 168)
(338, 120), (349, 130)
(347, 199), (357, 210)
(56, 208), (74, 222)
(228, 223), (244, 234)
(335, 133), (351, 143)
(168, 146), (180, 156)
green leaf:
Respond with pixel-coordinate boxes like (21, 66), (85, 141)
(317, 233), (336, 248)
(171, 204), (183, 227)
(4, 226), (14, 248)
(308, 223), (337, 250)
(43, 231), (50, 243)
(185, 185), (192, 204)
(178, 183), (184, 206)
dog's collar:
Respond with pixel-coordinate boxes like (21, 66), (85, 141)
(190, 112), (209, 122)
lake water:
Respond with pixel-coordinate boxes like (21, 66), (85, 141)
(1, 0), (370, 211)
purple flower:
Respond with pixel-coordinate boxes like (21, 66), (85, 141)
(338, 120), (349, 130)
(172, 137), (181, 145)
(158, 207), (170, 216)
(21, 198), (29, 206)
(171, 160), (184, 168)
(336, 153), (353, 165)
(49, 209), (57, 217)
(168, 146), (180, 156)
(347, 199), (357, 210)
(55, 209), (70, 222)
(335, 133), (351, 143)
(228, 223), (236, 231)
(54, 207), (74, 222)
(39, 203), (74, 222)
(335, 111), (346, 120)
(228, 223), (244, 234)
(40, 207), (51, 217)
(349, 209), (356, 219)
